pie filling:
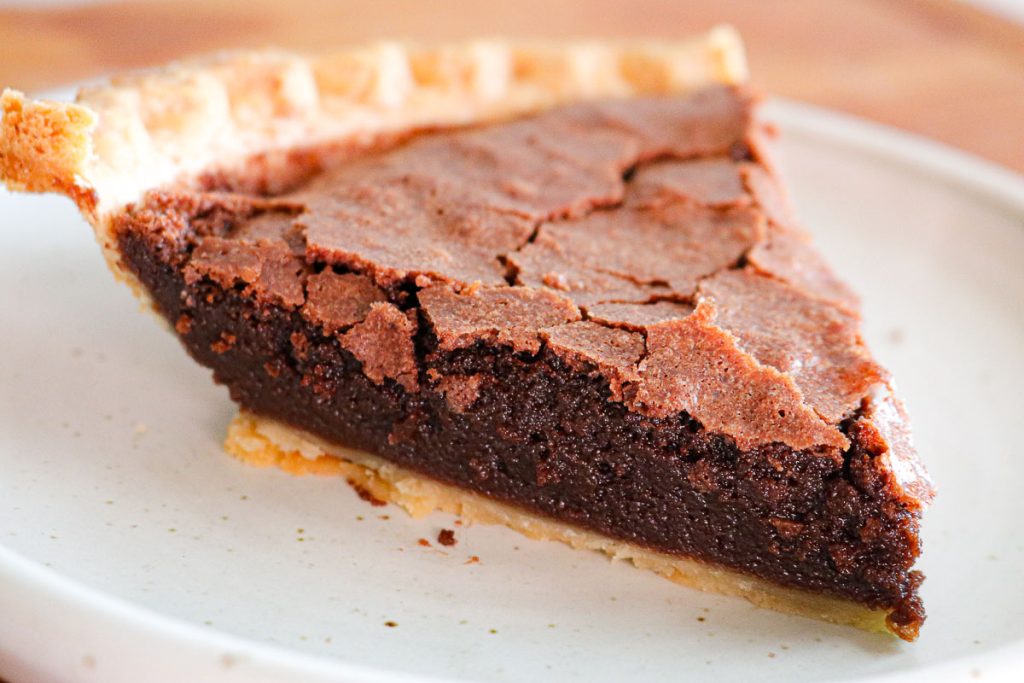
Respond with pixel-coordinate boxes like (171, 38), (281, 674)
(111, 85), (930, 638)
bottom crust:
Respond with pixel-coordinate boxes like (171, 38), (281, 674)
(224, 411), (893, 637)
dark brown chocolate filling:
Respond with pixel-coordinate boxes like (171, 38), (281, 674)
(117, 238), (925, 636)
(112, 89), (926, 637)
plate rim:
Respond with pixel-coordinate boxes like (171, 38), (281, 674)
(2, 93), (1024, 683)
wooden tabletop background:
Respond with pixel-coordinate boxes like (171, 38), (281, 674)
(0, 0), (1022, 172)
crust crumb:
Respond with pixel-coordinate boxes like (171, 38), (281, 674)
(438, 528), (457, 546)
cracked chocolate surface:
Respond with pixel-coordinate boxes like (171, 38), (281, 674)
(266, 86), (893, 454)
(113, 85), (932, 637)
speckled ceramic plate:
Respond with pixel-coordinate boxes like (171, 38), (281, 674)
(2, 94), (1024, 683)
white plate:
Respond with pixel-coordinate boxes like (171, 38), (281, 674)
(2, 96), (1024, 683)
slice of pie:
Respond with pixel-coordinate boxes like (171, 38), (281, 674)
(1, 28), (934, 640)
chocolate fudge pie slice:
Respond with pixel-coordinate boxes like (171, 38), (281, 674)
(1, 28), (934, 640)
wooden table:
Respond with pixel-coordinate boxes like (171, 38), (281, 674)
(1, 0), (1022, 172)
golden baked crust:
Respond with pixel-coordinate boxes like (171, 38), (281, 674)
(226, 411), (892, 636)
(3, 32), (746, 208)
(1, 29), (745, 300)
